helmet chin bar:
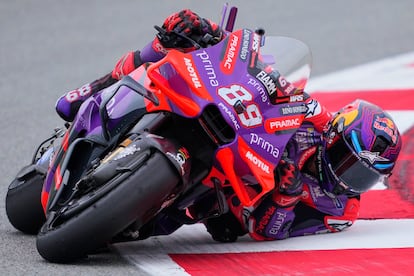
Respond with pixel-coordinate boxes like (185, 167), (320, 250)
(326, 163), (351, 196)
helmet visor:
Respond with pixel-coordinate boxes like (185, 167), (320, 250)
(325, 137), (387, 194)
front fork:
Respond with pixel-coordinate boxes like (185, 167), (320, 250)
(10, 126), (67, 190)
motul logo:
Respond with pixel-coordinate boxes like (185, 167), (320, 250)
(245, 151), (270, 173)
(184, 57), (202, 88)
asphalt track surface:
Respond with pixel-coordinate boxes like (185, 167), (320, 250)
(1, 1), (414, 275)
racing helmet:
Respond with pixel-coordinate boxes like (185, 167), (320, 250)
(320, 99), (401, 196)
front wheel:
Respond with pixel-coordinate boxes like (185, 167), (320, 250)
(5, 164), (46, 234)
(36, 150), (180, 263)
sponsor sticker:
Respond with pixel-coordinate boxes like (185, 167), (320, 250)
(195, 50), (219, 87)
(373, 115), (398, 144)
(249, 133), (280, 159)
(264, 115), (303, 133)
(280, 104), (307, 115)
(220, 33), (240, 74)
(239, 29), (252, 61)
(183, 57), (202, 88)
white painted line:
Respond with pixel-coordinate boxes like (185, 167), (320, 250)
(388, 111), (414, 133)
(307, 51), (414, 92)
(114, 245), (191, 276)
(115, 219), (414, 257)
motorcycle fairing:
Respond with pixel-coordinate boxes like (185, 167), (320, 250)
(144, 29), (307, 206)
(41, 77), (156, 212)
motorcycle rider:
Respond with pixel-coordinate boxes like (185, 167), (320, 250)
(206, 99), (402, 242)
(55, 9), (402, 242)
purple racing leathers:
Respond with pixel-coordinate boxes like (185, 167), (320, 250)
(247, 108), (360, 241)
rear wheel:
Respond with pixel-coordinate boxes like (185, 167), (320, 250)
(36, 150), (180, 263)
(5, 165), (46, 234)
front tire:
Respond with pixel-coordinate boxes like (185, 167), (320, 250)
(36, 150), (180, 263)
(5, 165), (46, 234)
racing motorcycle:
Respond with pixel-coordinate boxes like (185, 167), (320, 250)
(5, 6), (312, 263)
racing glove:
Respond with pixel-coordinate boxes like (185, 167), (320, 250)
(156, 9), (224, 51)
(272, 158), (303, 207)
(247, 158), (303, 240)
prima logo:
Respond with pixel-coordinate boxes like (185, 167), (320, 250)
(195, 51), (219, 87)
(268, 210), (287, 235)
(249, 133), (280, 159)
(247, 77), (268, 103)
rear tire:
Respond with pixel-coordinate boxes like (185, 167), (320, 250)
(5, 165), (46, 234)
(36, 150), (180, 263)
